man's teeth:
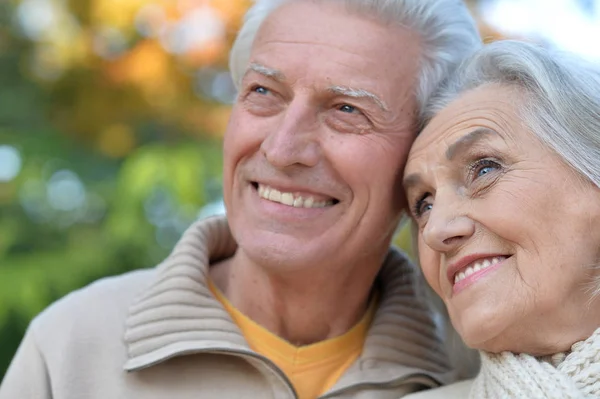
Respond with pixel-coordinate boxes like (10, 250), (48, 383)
(257, 184), (334, 208)
(454, 257), (505, 284)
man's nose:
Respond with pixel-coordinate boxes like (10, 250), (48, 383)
(260, 100), (320, 168)
(422, 192), (475, 253)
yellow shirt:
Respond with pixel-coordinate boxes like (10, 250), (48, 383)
(208, 280), (377, 399)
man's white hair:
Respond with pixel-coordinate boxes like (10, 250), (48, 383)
(422, 40), (600, 296)
(229, 0), (482, 118)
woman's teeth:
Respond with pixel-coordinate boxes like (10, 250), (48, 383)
(454, 256), (506, 284)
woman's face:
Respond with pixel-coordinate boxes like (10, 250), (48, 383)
(403, 84), (600, 355)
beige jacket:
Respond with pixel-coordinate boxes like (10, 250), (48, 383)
(0, 216), (459, 399)
(404, 380), (473, 398)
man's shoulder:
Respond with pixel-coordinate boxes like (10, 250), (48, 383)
(404, 379), (473, 398)
(29, 267), (157, 349)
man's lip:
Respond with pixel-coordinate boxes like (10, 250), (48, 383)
(250, 180), (340, 203)
(446, 253), (511, 284)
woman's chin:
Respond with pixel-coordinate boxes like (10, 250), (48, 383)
(452, 313), (506, 352)
(458, 324), (523, 354)
(458, 331), (493, 351)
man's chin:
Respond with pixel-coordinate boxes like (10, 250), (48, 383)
(237, 233), (339, 271)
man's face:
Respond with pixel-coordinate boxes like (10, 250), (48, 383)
(223, 0), (422, 271)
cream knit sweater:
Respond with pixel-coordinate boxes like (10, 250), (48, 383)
(471, 327), (600, 398)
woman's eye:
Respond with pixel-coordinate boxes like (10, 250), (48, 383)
(477, 166), (494, 177)
(413, 195), (433, 218)
(471, 159), (502, 180)
(419, 202), (433, 215)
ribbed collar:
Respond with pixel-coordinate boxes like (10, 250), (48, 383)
(123, 216), (456, 390)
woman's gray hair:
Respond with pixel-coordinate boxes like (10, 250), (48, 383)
(229, 0), (482, 116)
(422, 40), (600, 296)
(423, 40), (600, 191)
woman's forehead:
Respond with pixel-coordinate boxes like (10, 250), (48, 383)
(414, 86), (523, 154)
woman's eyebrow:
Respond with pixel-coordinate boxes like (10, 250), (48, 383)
(402, 173), (423, 194)
(445, 127), (499, 161)
(404, 128), (500, 192)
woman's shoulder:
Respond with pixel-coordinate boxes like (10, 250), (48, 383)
(404, 379), (473, 398)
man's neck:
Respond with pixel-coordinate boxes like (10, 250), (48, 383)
(209, 251), (382, 346)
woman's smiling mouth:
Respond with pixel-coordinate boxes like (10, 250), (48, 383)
(453, 256), (507, 284)
(448, 254), (512, 294)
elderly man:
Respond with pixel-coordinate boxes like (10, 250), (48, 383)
(0, 1), (481, 398)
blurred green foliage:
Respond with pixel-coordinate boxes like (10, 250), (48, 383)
(0, 126), (224, 376)
(0, 0), (233, 377)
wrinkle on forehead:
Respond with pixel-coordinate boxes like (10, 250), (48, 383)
(255, 38), (407, 77)
(412, 86), (526, 157)
(253, 0), (422, 78)
(249, 0), (422, 134)
(445, 127), (499, 161)
(403, 86), (532, 193)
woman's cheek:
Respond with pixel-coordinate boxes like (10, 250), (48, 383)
(418, 237), (443, 295)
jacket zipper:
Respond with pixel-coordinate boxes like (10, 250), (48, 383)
(318, 373), (439, 398)
(132, 347), (437, 398)
(131, 347), (299, 399)
(212, 348), (299, 399)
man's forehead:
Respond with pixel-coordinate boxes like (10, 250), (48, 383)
(244, 62), (390, 112)
(244, 0), (421, 117)
(252, 0), (421, 69)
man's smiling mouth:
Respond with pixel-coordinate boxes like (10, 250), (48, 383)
(253, 183), (339, 208)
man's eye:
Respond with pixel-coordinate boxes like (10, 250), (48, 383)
(338, 104), (357, 113)
(253, 86), (270, 95)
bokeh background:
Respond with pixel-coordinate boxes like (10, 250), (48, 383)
(1, 0), (598, 378)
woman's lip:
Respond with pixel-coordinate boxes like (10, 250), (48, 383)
(446, 253), (511, 284)
(451, 257), (508, 295)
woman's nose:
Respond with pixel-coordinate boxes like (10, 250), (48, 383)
(422, 196), (475, 253)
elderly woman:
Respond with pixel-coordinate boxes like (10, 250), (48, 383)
(402, 40), (600, 398)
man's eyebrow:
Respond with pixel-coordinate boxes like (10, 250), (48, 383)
(445, 127), (499, 161)
(328, 85), (389, 112)
(245, 62), (285, 82)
